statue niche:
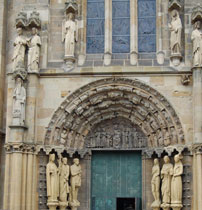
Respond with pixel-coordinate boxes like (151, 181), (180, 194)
(85, 118), (147, 149)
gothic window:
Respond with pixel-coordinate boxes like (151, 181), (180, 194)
(138, 0), (156, 52)
(86, 0), (105, 54)
(112, 0), (130, 53)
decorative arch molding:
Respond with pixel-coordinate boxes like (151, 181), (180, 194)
(43, 78), (185, 156)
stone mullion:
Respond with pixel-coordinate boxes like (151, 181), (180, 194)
(104, 0), (112, 65)
(130, 0), (138, 65)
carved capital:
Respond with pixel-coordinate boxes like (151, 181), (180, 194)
(4, 143), (36, 154)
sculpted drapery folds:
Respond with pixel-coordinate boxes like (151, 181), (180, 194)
(12, 77), (26, 125)
(62, 13), (78, 57)
(12, 27), (27, 71)
(151, 158), (161, 207)
(46, 154), (59, 203)
(161, 156), (173, 206)
(191, 21), (202, 67)
(169, 10), (182, 55)
(70, 158), (82, 206)
(27, 27), (41, 72)
(58, 156), (70, 203)
(171, 154), (183, 205)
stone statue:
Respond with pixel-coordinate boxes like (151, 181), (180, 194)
(70, 158), (82, 206)
(169, 10), (182, 55)
(151, 159), (161, 207)
(62, 13), (78, 57)
(27, 27), (41, 72)
(191, 20), (202, 67)
(46, 154), (59, 203)
(12, 27), (27, 71)
(58, 156), (70, 203)
(161, 156), (173, 207)
(171, 154), (183, 206)
(60, 128), (68, 145)
(12, 77), (26, 125)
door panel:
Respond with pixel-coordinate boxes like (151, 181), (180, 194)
(91, 151), (142, 210)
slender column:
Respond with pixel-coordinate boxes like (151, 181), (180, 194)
(156, 0), (165, 64)
(196, 152), (202, 208)
(32, 154), (37, 210)
(21, 153), (28, 210)
(130, 0), (138, 65)
(78, 0), (87, 66)
(104, 0), (112, 65)
(26, 153), (34, 210)
(193, 68), (202, 143)
(10, 152), (23, 210)
(3, 152), (11, 210)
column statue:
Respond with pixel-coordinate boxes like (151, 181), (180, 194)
(171, 154), (183, 209)
(151, 159), (161, 208)
(27, 27), (42, 72)
(161, 156), (173, 208)
(169, 10), (182, 55)
(62, 13), (78, 58)
(70, 158), (82, 207)
(191, 20), (202, 67)
(46, 154), (59, 203)
(12, 77), (26, 125)
(12, 27), (27, 71)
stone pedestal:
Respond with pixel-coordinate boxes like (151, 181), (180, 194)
(59, 201), (68, 210)
(151, 200), (161, 210)
(104, 52), (112, 66)
(64, 56), (75, 71)
(47, 202), (58, 210)
(170, 54), (182, 66)
(171, 203), (183, 210)
(130, 51), (138, 65)
(70, 201), (80, 210)
(161, 203), (170, 210)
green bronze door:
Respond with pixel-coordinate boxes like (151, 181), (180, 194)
(91, 151), (142, 210)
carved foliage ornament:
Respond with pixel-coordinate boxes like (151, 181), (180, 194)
(191, 4), (202, 24)
(44, 78), (185, 155)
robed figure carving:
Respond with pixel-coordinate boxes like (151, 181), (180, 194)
(58, 156), (70, 203)
(27, 27), (42, 72)
(12, 77), (26, 125)
(191, 21), (202, 67)
(171, 154), (183, 206)
(70, 158), (82, 206)
(12, 27), (27, 71)
(169, 10), (182, 55)
(62, 13), (78, 57)
(161, 156), (173, 206)
(46, 154), (59, 203)
(151, 159), (161, 207)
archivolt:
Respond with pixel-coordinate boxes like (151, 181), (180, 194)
(43, 78), (185, 155)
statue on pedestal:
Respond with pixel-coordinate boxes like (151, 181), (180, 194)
(62, 13), (78, 58)
(191, 20), (202, 67)
(12, 77), (26, 126)
(27, 27), (41, 72)
(161, 156), (173, 208)
(12, 27), (27, 71)
(151, 159), (161, 208)
(171, 154), (183, 210)
(46, 154), (59, 203)
(169, 9), (182, 55)
(70, 158), (82, 207)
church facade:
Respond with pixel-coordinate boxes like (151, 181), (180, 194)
(0, 0), (202, 210)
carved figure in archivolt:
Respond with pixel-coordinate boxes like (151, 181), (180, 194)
(58, 156), (70, 203)
(60, 128), (68, 145)
(27, 27), (41, 72)
(12, 77), (26, 125)
(46, 154), (59, 203)
(161, 156), (173, 206)
(12, 27), (27, 71)
(169, 10), (182, 55)
(62, 13), (78, 57)
(171, 154), (183, 206)
(70, 158), (82, 206)
(191, 20), (202, 67)
(151, 158), (161, 207)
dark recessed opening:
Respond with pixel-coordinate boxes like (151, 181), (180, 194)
(117, 198), (135, 210)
